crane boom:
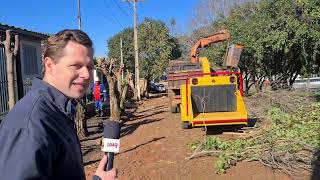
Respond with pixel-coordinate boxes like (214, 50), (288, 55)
(190, 30), (231, 63)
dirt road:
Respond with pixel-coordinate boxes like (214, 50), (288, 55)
(82, 94), (293, 180)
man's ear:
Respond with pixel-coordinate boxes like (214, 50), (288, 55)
(43, 57), (55, 76)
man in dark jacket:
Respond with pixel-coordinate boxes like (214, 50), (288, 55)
(0, 29), (116, 180)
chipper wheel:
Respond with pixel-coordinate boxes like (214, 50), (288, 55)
(170, 105), (177, 113)
(181, 121), (191, 129)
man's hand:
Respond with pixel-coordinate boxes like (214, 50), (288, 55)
(94, 155), (117, 180)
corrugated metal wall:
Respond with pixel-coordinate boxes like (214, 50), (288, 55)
(0, 46), (9, 121)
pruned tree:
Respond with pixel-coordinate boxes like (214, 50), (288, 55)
(4, 30), (19, 109)
(96, 58), (133, 122)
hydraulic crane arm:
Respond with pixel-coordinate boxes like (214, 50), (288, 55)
(190, 30), (231, 63)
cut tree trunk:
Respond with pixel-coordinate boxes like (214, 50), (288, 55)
(120, 71), (131, 110)
(128, 78), (138, 100)
(75, 98), (88, 137)
(106, 72), (121, 121)
(4, 30), (19, 109)
(98, 58), (133, 122)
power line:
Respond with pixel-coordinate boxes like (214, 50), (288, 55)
(102, 0), (125, 29)
(110, 0), (133, 19)
(125, 1), (141, 23)
(91, 2), (124, 30)
(125, 1), (134, 15)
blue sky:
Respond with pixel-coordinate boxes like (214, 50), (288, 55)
(0, 0), (197, 57)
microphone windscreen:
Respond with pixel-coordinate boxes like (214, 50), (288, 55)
(103, 121), (120, 139)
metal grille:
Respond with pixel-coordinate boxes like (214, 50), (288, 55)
(23, 78), (32, 95)
(23, 46), (39, 75)
(191, 84), (236, 113)
(0, 46), (9, 121)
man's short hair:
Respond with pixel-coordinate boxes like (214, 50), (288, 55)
(42, 29), (93, 75)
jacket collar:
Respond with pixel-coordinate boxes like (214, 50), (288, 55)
(31, 77), (77, 120)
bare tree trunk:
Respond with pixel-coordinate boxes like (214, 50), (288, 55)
(99, 58), (121, 122)
(120, 71), (131, 110)
(128, 78), (138, 100)
(306, 76), (310, 92)
(5, 30), (19, 109)
(254, 76), (264, 93)
(106, 74), (121, 121)
(75, 98), (88, 137)
(117, 71), (122, 95)
(244, 71), (249, 93)
(120, 84), (128, 110)
(98, 58), (134, 123)
(142, 79), (148, 97)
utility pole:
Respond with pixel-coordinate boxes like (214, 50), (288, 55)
(120, 37), (124, 81)
(77, 0), (82, 30)
(133, 0), (140, 100)
(125, 0), (143, 100)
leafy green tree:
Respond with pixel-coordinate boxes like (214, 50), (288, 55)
(223, 0), (320, 90)
(107, 18), (180, 81)
(184, 0), (320, 92)
(138, 18), (179, 80)
(107, 28), (135, 73)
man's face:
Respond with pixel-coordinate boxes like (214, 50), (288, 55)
(45, 41), (93, 99)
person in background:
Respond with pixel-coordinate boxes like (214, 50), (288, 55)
(91, 76), (107, 116)
(0, 29), (116, 180)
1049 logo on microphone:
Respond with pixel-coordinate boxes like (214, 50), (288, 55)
(101, 138), (120, 153)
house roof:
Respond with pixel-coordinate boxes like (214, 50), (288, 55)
(0, 23), (49, 40)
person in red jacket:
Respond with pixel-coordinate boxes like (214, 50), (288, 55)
(92, 76), (107, 116)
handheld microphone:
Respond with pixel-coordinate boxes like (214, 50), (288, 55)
(101, 120), (120, 171)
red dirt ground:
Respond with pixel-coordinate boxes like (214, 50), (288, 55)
(81, 94), (311, 180)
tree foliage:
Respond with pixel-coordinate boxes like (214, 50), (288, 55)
(185, 0), (320, 92)
(225, 0), (320, 86)
(107, 18), (181, 81)
(107, 28), (135, 73)
(138, 18), (179, 80)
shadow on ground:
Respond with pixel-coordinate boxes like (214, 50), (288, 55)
(136, 104), (167, 114)
(311, 149), (320, 180)
(121, 118), (163, 137)
(147, 93), (167, 99)
(128, 110), (167, 121)
(80, 121), (103, 143)
(204, 117), (258, 135)
(84, 159), (100, 166)
(313, 93), (320, 102)
(82, 145), (100, 157)
(119, 136), (165, 154)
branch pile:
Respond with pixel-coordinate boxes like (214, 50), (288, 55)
(187, 102), (320, 176)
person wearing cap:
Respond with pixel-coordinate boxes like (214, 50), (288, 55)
(92, 76), (107, 116)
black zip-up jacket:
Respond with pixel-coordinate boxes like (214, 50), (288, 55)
(0, 78), (86, 180)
